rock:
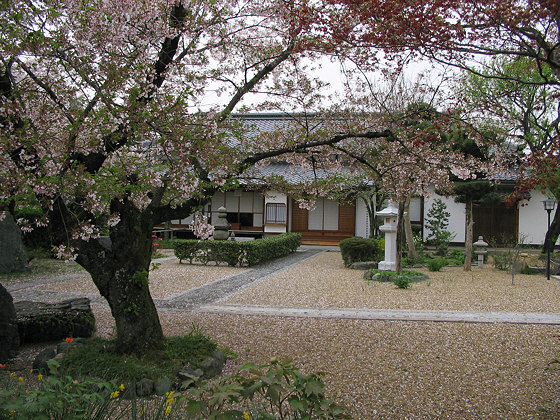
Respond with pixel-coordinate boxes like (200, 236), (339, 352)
(0, 283), (20, 362)
(56, 340), (79, 354)
(350, 261), (378, 270)
(15, 298), (95, 344)
(371, 273), (390, 282)
(154, 377), (173, 395)
(32, 347), (56, 374)
(136, 378), (155, 397)
(0, 212), (28, 274)
(411, 275), (427, 282)
(177, 366), (203, 387)
(201, 350), (225, 379)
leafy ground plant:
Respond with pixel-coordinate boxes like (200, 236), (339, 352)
(0, 358), (351, 419)
(365, 269), (426, 289)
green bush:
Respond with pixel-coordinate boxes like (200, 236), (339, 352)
(520, 265), (540, 275)
(428, 258), (448, 272)
(174, 233), (301, 266)
(339, 237), (383, 267)
(448, 249), (465, 265)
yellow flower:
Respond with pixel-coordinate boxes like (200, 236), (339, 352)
(165, 405), (171, 416)
(166, 396), (174, 406)
(37, 373), (43, 381)
(18, 377), (24, 382)
(243, 412), (250, 420)
(9, 410), (16, 417)
(110, 390), (120, 399)
(9, 372), (15, 378)
(166, 391), (173, 398)
(119, 384), (125, 391)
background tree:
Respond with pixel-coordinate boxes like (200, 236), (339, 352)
(458, 56), (560, 252)
(327, 0), (560, 252)
(425, 198), (454, 256)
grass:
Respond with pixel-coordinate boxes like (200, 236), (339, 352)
(60, 329), (219, 382)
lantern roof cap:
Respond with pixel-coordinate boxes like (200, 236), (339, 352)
(377, 202), (399, 217)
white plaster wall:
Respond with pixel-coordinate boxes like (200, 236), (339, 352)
(518, 190), (560, 245)
(423, 191), (466, 243)
(355, 197), (369, 238)
(264, 190), (287, 234)
(409, 197), (422, 222)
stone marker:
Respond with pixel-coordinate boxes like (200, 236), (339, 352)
(0, 212), (28, 274)
(0, 283), (20, 362)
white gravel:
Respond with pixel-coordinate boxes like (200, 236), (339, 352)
(81, 251), (560, 418)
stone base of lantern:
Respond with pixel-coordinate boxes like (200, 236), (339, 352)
(378, 261), (396, 271)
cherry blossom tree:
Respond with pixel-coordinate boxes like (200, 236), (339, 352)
(3, 0), (431, 354)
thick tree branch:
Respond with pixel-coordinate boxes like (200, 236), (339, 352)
(220, 38), (297, 120)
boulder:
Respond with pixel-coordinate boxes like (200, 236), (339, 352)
(15, 298), (95, 344)
(0, 213), (28, 274)
(0, 283), (20, 362)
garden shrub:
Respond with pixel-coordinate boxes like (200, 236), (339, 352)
(428, 258), (448, 272)
(339, 237), (383, 267)
(519, 265), (540, 275)
(174, 233), (301, 266)
(448, 249), (465, 265)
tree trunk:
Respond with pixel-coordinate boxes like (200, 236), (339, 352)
(464, 200), (473, 271)
(404, 196), (418, 259)
(76, 203), (164, 354)
(544, 206), (560, 254)
(395, 201), (405, 274)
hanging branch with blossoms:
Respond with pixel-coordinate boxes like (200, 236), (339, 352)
(189, 213), (215, 240)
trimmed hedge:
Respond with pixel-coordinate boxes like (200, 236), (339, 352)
(339, 237), (384, 267)
(174, 233), (301, 266)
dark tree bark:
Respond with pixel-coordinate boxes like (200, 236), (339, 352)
(544, 207), (560, 254)
(464, 200), (473, 271)
(403, 195), (418, 260)
(76, 201), (164, 354)
(395, 201), (405, 274)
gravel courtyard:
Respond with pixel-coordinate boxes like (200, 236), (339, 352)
(9, 249), (560, 418)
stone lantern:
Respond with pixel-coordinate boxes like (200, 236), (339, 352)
(473, 236), (488, 268)
(377, 201), (399, 271)
(212, 206), (230, 241)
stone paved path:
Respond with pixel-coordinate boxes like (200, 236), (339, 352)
(198, 304), (560, 324)
(154, 248), (324, 310)
(8, 247), (560, 325)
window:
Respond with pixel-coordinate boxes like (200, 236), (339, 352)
(265, 203), (287, 224)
